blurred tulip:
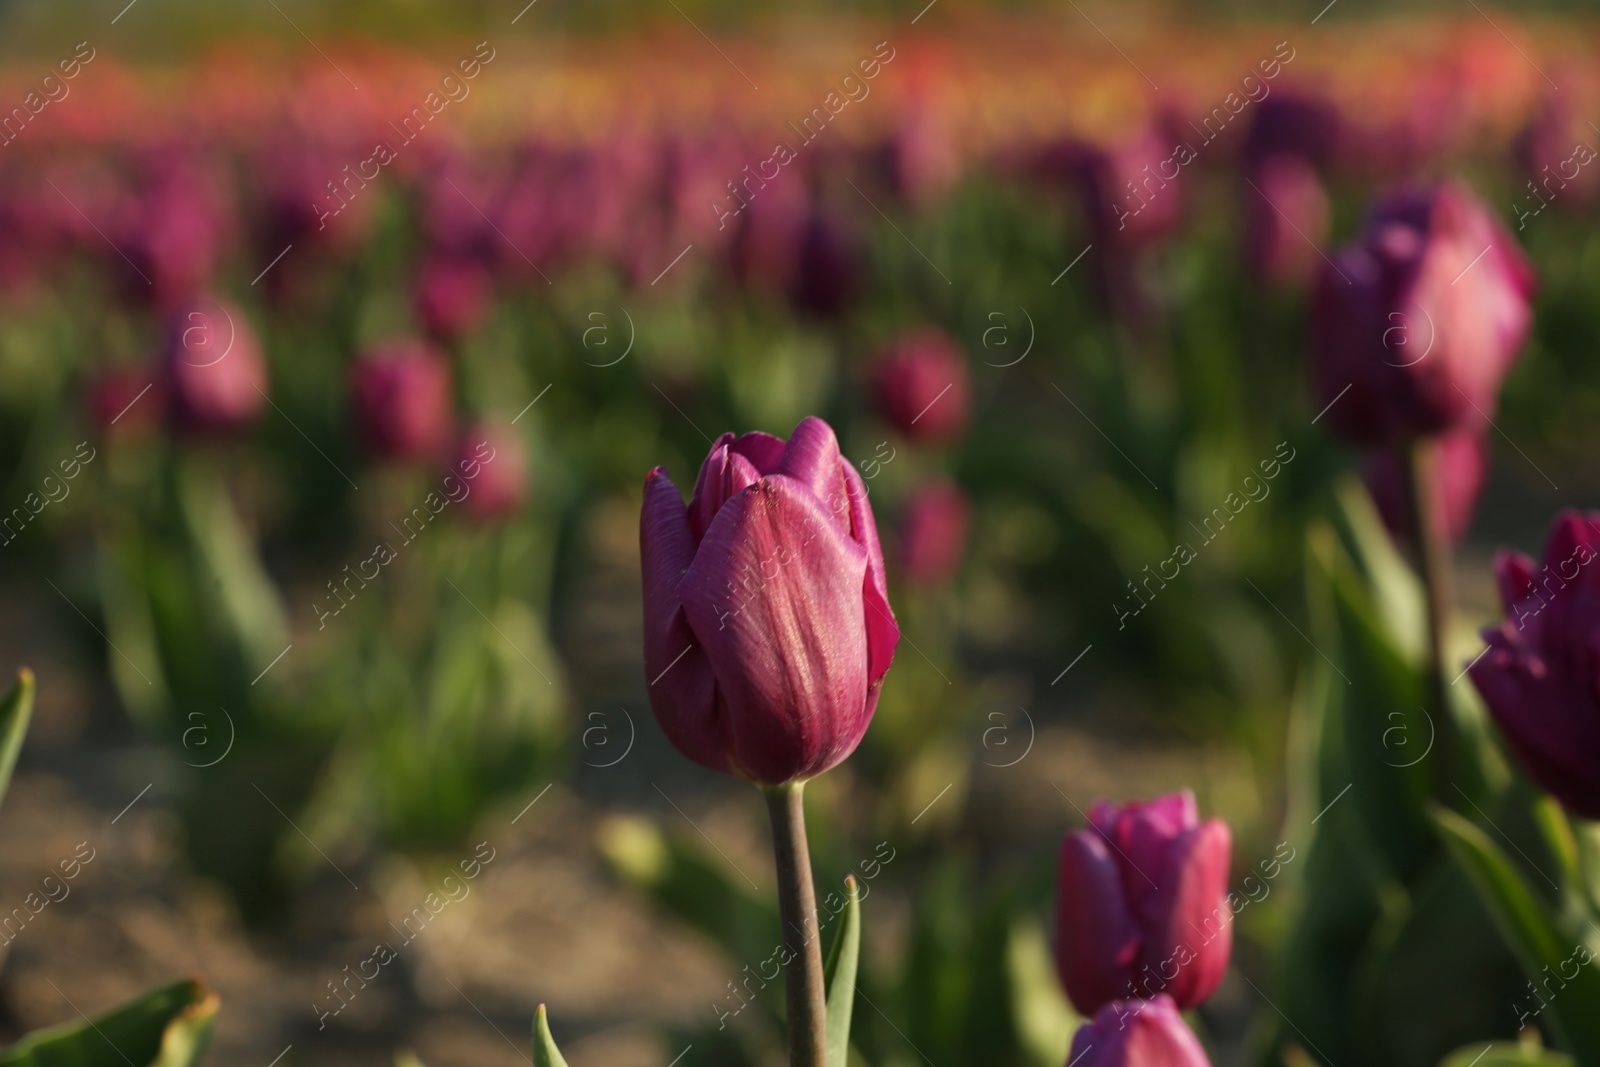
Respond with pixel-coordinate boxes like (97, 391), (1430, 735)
(788, 210), (862, 319)
(883, 105), (962, 208)
(1065, 995), (1212, 1067)
(453, 423), (526, 521)
(1364, 431), (1487, 546)
(119, 153), (231, 308)
(1242, 94), (1340, 170)
(1513, 95), (1600, 210)
(639, 417), (898, 784)
(1469, 510), (1600, 819)
(1055, 790), (1232, 1015)
(162, 297), (266, 437)
(416, 255), (493, 343)
(86, 367), (161, 439)
(1075, 127), (1186, 251)
(1309, 181), (1536, 445)
(898, 480), (971, 586)
(348, 343), (454, 462)
(871, 328), (971, 444)
(1243, 154), (1330, 285)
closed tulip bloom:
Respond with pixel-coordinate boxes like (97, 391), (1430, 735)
(1243, 154), (1330, 285)
(1364, 431), (1487, 546)
(416, 255), (493, 344)
(87, 366), (162, 439)
(871, 329), (971, 444)
(162, 297), (267, 437)
(1309, 181), (1536, 445)
(349, 343), (454, 462)
(1066, 995), (1212, 1067)
(639, 417), (899, 784)
(1056, 790), (1232, 1015)
(453, 423), (527, 521)
(788, 211), (862, 320)
(899, 480), (971, 586)
(1468, 510), (1600, 819)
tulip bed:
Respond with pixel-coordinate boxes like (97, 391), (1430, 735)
(0, 12), (1598, 1067)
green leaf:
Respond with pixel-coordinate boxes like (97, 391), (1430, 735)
(0, 669), (35, 817)
(1438, 1043), (1574, 1066)
(0, 979), (217, 1067)
(1433, 806), (1600, 1059)
(533, 1004), (571, 1067)
(822, 875), (861, 1067)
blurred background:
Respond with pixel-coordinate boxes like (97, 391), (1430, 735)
(0, 1), (1593, 1065)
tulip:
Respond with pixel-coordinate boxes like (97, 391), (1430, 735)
(1468, 510), (1600, 819)
(1065, 995), (1212, 1067)
(1243, 154), (1330, 285)
(452, 423), (526, 521)
(882, 105), (961, 208)
(87, 367), (161, 439)
(871, 328), (971, 444)
(1364, 431), (1487, 547)
(788, 211), (862, 320)
(162, 297), (267, 437)
(416, 255), (493, 344)
(349, 343), (454, 461)
(1308, 180), (1536, 445)
(639, 416), (898, 785)
(1242, 94), (1340, 171)
(1055, 790), (1232, 1015)
(898, 480), (971, 586)
(1074, 126), (1186, 251)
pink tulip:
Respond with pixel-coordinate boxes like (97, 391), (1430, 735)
(1056, 790), (1233, 1015)
(1309, 181), (1536, 445)
(453, 423), (526, 521)
(349, 342), (454, 461)
(1363, 431), (1487, 546)
(871, 328), (971, 444)
(416, 255), (493, 344)
(639, 417), (899, 784)
(1065, 995), (1212, 1067)
(162, 297), (266, 437)
(898, 480), (970, 586)
(1243, 154), (1330, 285)
(1469, 511), (1600, 819)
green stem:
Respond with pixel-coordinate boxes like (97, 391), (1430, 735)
(763, 782), (828, 1067)
(1404, 438), (1456, 803)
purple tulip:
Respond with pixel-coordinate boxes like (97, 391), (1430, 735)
(871, 328), (971, 444)
(1056, 790), (1232, 1016)
(639, 417), (899, 784)
(1363, 430), (1487, 547)
(1469, 511), (1600, 819)
(416, 255), (493, 344)
(1243, 154), (1330, 285)
(1242, 94), (1340, 171)
(453, 423), (527, 521)
(162, 297), (266, 437)
(1074, 126), (1186, 251)
(1309, 181), (1536, 445)
(788, 211), (862, 320)
(349, 342), (454, 461)
(1065, 995), (1212, 1067)
(899, 480), (971, 587)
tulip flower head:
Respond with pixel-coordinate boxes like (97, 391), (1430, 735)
(1469, 510), (1600, 819)
(1066, 995), (1212, 1067)
(1309, 181), (1535, 445)
(639, 417), (899, 785)
(871, 328), (971, 444)
(1364, 430), (1487, 547)
(162, 296), (267, 437)
(1056, 790), (1233, 1015)
(349, 342), (454, 462)
(453, 423), (527, 521)
(898, 480), (971, 586)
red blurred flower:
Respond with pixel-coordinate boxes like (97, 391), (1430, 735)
(1066, 995), (1212, 1067)
(416, 255), (493, 344)
(1243, 154), (1330, 285)
(871, 328), (971, 444)
(898, 480), (970, 586)
(453, 423), (526, 521)
(162, 296), (266, 437)
(1364, 431), (1487, 546)
(348, 342), (453, 462)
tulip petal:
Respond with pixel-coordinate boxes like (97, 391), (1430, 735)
(640, 467), (726, 773)
(1141, 818), (1233, 1010)
(776, 416), (852, 528)
(690, 443), (763, 541)
(678, 475), (871, 784)
(732, 430), (786, 474)
(1493, 549), (1536, 615)
(1056, 830), (1142, 1015)
(843, 463), (898, 685)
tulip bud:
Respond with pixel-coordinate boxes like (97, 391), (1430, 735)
(1469, 510), (1600, 819)
(1363, 431), (1487, 547)
(1243, 154), (1330, 285)
(162, 297), (266, 437)
(86, 367), (161, 440)
(1065, 995), (1212, 1067)
(349, 342), (454, 462)
(416, 255), (493, 344)
(870, 328), (971, 444)
(898, 480), (970, 587)
(788, 211), (862, 320)
(1076, 127), (1185, 251)
(639, 417), (899, 784)
(1242, 94), (1340, 171)
(1309, 181), (1536, 445)
(1055, 790), (1232, 1015)
(452, 423), (526, 521)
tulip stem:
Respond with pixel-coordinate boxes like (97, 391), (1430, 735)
(1405, 439), (1457, 801)
(763, 782), (828, 1067)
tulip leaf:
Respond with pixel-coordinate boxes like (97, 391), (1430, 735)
(0, 669), (35, 817)
(533, 1005), (571, 1067)
(822, 875), (861, 1067)
(1433, 806), (1600, 1059)
(0, 979), (217, 1067)
(1438, 1044), (1574, 1066)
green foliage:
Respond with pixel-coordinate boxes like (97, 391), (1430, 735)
(0, 980), (217, 1067)
(0, 668), (34, 816)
